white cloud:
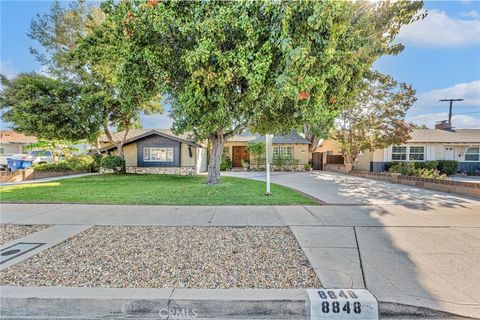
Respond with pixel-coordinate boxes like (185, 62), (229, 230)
(408, 112), (480, 128)
(0, 60), (17, 78)
(397, 10), (480, 47)
(414, 80), (480, 109)
(461, 10), (479, 18)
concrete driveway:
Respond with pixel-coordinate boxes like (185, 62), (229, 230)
(224, 170), (480, 318)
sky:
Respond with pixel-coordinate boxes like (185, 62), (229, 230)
(1, 0), (479, 130)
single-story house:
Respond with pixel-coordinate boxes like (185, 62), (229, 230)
(362, 129), (480, 172)
(0, 130), (37, 155)
(224, 130), (311, 168)
(320, 129), (480, 173)
(97, 129), (207, 175)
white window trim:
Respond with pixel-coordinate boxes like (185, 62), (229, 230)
(464, 147), (480, 162)
(143, 147), (174, 162)
(273, 145), (293, 159)
(408, 146), (425, 161)
(391, 145), (426, 162)
(391, 146), (407, 161)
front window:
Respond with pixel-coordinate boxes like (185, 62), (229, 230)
(409, 146), (424, 161)
(143, 147), (174, 162)
(465, 147), (479, 161)
(392, 146), (407, 161)
(273, 146), (293, 159)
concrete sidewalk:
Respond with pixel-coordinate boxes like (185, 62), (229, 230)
(1, 202), (479, 318)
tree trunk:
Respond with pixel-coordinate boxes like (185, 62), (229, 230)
(207, 133), (224, 185)
(343, 154), (355, 173)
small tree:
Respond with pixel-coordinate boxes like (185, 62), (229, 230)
(336, 72), (416, 170)
(247, 142), (266, 170)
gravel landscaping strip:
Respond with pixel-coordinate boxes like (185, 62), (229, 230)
(0, 226), (321, 288)
(0, 224), (51, 246)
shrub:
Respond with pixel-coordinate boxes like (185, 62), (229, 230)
(100, 155), (125, 174)
(65, 155), (95, 171)
(384, 161), (401, 172)
(414, 160), (438, 170)
(388, 162), (446, 179)
(220, 156), (232, 171)
(34, 161), (72, 172)
(467, 170), (480, 176)
(437, 160), (458, 176)
(304, 163), (312, 171)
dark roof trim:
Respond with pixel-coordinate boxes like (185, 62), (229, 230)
(98, 130), (201, 153)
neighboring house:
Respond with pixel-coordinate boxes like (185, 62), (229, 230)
(224, 130), (311, 168)
(0, 130), (37, 155)
(96, 129), (208, 175)
(320, 129), (480, 173)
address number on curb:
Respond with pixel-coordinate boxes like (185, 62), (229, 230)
(307, 289), (378, 320)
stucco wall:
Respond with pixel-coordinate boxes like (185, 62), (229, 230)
(181, 143), (196, 167)
(0, 144), (24, 154)
(315, 140), (341, 154)
(354, 151), (373, 171)
(196, 146), (208, 173)
(292, 144), (309, 164)
(111, 143), (137, 167)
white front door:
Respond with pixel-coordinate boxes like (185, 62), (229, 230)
(444, 147), (454, 160)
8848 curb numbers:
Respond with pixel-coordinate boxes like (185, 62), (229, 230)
(307, 288), (378, 320)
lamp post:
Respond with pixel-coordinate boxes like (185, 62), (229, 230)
(265, 134), (273, 196)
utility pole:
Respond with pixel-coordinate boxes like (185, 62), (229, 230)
(439, 98), (464, 124)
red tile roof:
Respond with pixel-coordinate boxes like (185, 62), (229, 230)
(0, 130), (38, 144)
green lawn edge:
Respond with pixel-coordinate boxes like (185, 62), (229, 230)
(0, 174), (319, 206)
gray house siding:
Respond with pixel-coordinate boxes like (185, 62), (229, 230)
(136, 135), (181, 167)
(458, 162), (480, 172)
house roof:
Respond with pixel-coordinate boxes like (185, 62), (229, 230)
(408, 129), (480, 144)
(98, 129), (202, 152)
(228, 130), (311, 144)
(0, 130), (37, 144)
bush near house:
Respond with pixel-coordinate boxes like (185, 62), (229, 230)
(436, 160), (458, 176)
(33, 155), (95, 172)
(388, 162), (446, 179)
(385, 160), (458, 177)
(100, 156), (125, 174)
(220, 156), (232, 171)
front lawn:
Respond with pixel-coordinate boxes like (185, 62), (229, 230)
(0, 174), (317, 205)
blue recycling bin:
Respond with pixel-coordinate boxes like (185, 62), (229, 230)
(22, 161), (33, 169)
(7, 159), (24, 172)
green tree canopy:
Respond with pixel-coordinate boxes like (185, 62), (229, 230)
(69, 0), (424, 183)
(0, 73), (102, 141)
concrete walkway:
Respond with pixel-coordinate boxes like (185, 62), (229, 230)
(0, 172), (98, 187)
(223, 171), (480, 206)
(1, 201), (479, 318)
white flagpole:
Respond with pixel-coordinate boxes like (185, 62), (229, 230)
(265, 134), (273, 195)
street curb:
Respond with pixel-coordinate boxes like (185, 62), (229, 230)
(0, 286), (473, 319)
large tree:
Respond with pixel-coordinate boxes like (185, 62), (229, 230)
(0, 73), (102, 141)
(335, 72), (416, 170)
(84, 0), (424, 183)
(1, 0), (162, 165)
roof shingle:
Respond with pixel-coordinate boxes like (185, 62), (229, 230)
(0, 131), (38, 144)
